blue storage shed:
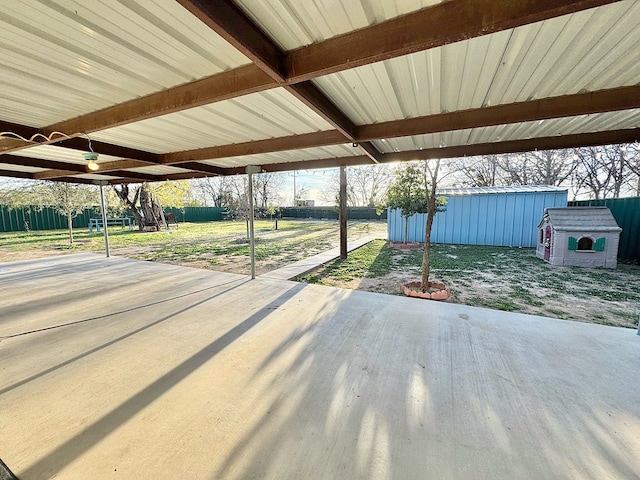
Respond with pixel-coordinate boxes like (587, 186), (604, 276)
(387, 186), (568, 247)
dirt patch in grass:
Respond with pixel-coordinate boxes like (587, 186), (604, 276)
(299, 242), (640, 329)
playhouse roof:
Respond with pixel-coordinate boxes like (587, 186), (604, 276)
(543, 207), (622, 232)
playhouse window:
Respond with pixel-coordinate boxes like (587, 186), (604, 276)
(577, 237), (593, 250)
(539, 229), (544, 244)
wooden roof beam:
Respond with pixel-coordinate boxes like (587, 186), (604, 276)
(160, 86), (639, 164)
(177, 0), (384, 163)
(0, 155), (89, 174)
(0, 169), (36, 180)
(385, 127), (640, 162)
(236, 127), (640, 174)
(176, 0), (285, 82)
(358, 85), (640, 141)
(161, 130), (346, 163)
(285, 0), (622, 82)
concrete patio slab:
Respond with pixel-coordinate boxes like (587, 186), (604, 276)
(1, 254), (639, 479)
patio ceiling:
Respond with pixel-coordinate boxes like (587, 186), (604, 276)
(0, 0), (639, 185)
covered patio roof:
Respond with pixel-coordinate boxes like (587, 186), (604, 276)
(1, 0), (639, 184)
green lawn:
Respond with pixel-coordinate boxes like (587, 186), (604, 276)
(0, 220), (386, 275)
(298, 241), (640, 328)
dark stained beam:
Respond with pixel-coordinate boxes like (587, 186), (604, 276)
(358, 85), (640, 141)
(283, 83), (383, 162)
(233, 128), (640, 173)
(164, 171), (210, 181)
(161, 130), (346, 163)
(0, 120), (40, 141)
(178, 0), (385, 164)
(285, 0), (622, 82)
(49, 65), (274, 136)
(179, 162), (225, 175)
(91, 159), (155, 172)
(163, 86), (639, 165)
(357, 142), (383, 164)
(284, 82), (357, 139)
(25, 166), (162, 183)
(0, 155), (88, 173)
(228, 155), (372, 174)
(176, 0), (285, 81)
(56, 138), (161, 164)
(385, 127), (640, 162)
(0, 121), (42, 154)
(0, 169), (36, 180)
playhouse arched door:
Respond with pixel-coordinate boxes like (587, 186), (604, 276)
(544, 225), (552, 261)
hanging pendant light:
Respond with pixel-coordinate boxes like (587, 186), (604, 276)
(83, 152), (99, 170)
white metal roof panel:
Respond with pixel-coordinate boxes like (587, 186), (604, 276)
(90, 89), (335, 153)
(201, 144), (360, 168)
(0, 0), (249, 127)
(374, 109), (640, 153)
(314, 1), (640, 124)
(68, 173), (123, 181)
(0, 163), (41, 173)
(128, 165), (193, 175)
(235, 0), (442, 51)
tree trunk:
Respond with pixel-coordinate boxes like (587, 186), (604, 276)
(67, 212), (74, 245)
(421, 198), (435, 292)
(404, 216), (409, 244)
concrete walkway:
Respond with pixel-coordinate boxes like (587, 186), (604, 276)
(261, 234), (378, 280)
(1, 254), (639, 480)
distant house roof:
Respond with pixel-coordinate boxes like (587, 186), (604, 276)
(438, 185), (568, 196)
(543, 207), (622, 232)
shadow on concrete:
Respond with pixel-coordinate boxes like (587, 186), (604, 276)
(18, 282), (307, 479)
(208, 287), (640, 480)
(0, 278), (248, 396)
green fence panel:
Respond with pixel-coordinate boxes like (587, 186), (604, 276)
(0, 206), (102, 233)
(280, 207), (386, 220)
(569, 197), (640, 261)
(163, 207), (225, 223)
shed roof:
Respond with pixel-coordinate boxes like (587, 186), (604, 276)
(544, 207), (622, 232)
(439, 185), (568, 196)
(0, 1), (639, 185)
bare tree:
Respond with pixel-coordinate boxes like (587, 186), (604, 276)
(454, 155), (502, 186)
(253, 172), (284, 209)
(619, 142), (640, 196)
(195, 177), (235, 207)
(573, 144), (633, 199)
(497, 150), (577, 186)
(321, 164), (393, 206)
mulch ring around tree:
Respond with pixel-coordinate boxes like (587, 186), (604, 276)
(402, 280), (451, 301)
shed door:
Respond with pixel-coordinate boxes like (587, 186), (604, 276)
(544, 226), (551, 261)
